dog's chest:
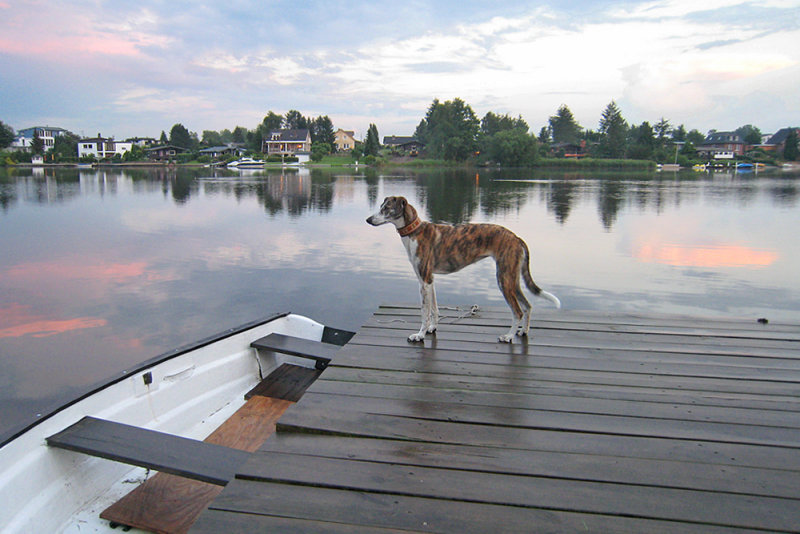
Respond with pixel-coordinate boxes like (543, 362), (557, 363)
(402, 236), (421, 269)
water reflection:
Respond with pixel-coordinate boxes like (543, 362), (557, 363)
(1, 166), (799, 444)
(2, 167), (798, 226)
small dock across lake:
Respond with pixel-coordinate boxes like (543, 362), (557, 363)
(192, 305), (800, 533)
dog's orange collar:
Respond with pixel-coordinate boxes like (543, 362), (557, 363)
(397, 217), (422, 237)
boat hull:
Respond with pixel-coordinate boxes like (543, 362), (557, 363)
(0, 313), (332, 533)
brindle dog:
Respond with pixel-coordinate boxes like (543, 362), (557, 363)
(367, 196), (560, 342)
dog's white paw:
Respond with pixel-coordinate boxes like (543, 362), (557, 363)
(498, 334), (513, 343)
(426, 326), (437, 334)
(516, 329), (528, 337)
(408, 333), (425, 343)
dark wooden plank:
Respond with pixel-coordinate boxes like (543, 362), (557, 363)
(200, 479), (752, 534)
(350, 327), (800, 360)
(365, 315), (800, 345)
(234, 452), (800, 531)
(375, 304), (800, 332)
(333, 341), (800, 381)
(259, 434), (800, 500)
(47, 416), (249, 486)
(251, 333), (338, 369)
(309, 379), (800, 429)
(192, 509), (419, 534)
(245, 363), (321, 401)
(101, 395), (292, 533)
(286, 390), (800, 447)
(276, 402), (800, 471)
(327, 349), (800, 399)
(320, 366), (800, 412)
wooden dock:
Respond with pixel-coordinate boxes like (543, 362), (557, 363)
(191, 305), (800, 533)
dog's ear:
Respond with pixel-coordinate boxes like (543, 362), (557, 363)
(398, 197), (407, 209)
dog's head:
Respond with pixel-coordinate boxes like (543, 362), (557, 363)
(366, 196), (416, 226)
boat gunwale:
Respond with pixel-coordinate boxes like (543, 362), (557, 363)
(0, 312), (291, 449)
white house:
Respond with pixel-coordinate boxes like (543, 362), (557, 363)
(10, 126), (69, 152)
(78, 135), (133, 159)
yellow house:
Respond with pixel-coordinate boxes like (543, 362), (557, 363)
(334, 129), (357, 152)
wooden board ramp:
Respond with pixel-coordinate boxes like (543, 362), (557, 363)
(190, 305), (800, 533)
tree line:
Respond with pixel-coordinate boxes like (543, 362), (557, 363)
(3, 99), (798, 166)
(413, 98), (797, 166)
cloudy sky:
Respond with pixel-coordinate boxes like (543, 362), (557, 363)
(2, 0), (798, 141)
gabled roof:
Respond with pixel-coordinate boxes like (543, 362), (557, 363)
(702, 131), (744, 145)
(267, 129), (310, 142)
(768, 127), (800, 145)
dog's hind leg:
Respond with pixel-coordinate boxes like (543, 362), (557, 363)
(497, 267), (525, 343)
(516, 286), (532, 337)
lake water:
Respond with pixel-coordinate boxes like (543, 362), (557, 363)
(2, 165), (799, 442)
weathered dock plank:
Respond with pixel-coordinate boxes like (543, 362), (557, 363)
(193, 305), (800, 533)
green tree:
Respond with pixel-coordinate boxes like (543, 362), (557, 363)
(232, 126), (247, 144)
(415, 98), (480, 161)
(480, 112), (528, 136)
(672, 124), (687, 142)
(31, 131), (45, 155)
(51, 132), (79, 162)
(548, 105), (582, 145)
(736, 124), (762, 145)
(364, 124), (380, 157)
(201, 130), (223, 146)
(311, 142), (332, 162)
(486, 129), (538, 166)
(262, 111), (283, 133)
(169, 123), (193, 149)
(159, 130), (168, 144)
(627, 121), (655, 160)
(0, 121), (14, 149)
(597, 100), (627, 158)
(312, 116), (336, 146)
(784, 129), (799, 161)
(284, 110), (308, 130)
(686, 129), (705, 146)
(653, 118), (671, 147)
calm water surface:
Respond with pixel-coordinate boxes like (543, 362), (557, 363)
(2, 166), (799, 442)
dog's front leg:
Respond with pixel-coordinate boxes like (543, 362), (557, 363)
(409, 282), (434, 342)
(427, 283), (439, 334)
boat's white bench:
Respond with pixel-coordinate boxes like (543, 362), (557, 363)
(46, 416), (248, 486)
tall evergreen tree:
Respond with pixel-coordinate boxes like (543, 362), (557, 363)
(784, 129), (799, 161)
(284, 110), (308, 130)
(548, 105), (582, 145)
(597, 101), (627, 158)
(169, 123), (193, 149)
(312, 116), (336, 146)
(364, 124), (380, 157)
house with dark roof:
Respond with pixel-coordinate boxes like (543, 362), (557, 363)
(198, 145), (246, 159)
(146, 145), (188, 162)
(767, 128), (800, 154)
(383, 136), (424, 155)
(697, 131), (747, 159)
(262, 129), (311, 156)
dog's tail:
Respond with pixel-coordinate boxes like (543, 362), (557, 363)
(521, 242), (561, 308)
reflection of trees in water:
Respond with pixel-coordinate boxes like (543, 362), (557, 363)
(2, 167), (799, 228)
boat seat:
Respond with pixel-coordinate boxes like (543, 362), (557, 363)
(250, 333), (340, 370)
(46, 416), (248, 486)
